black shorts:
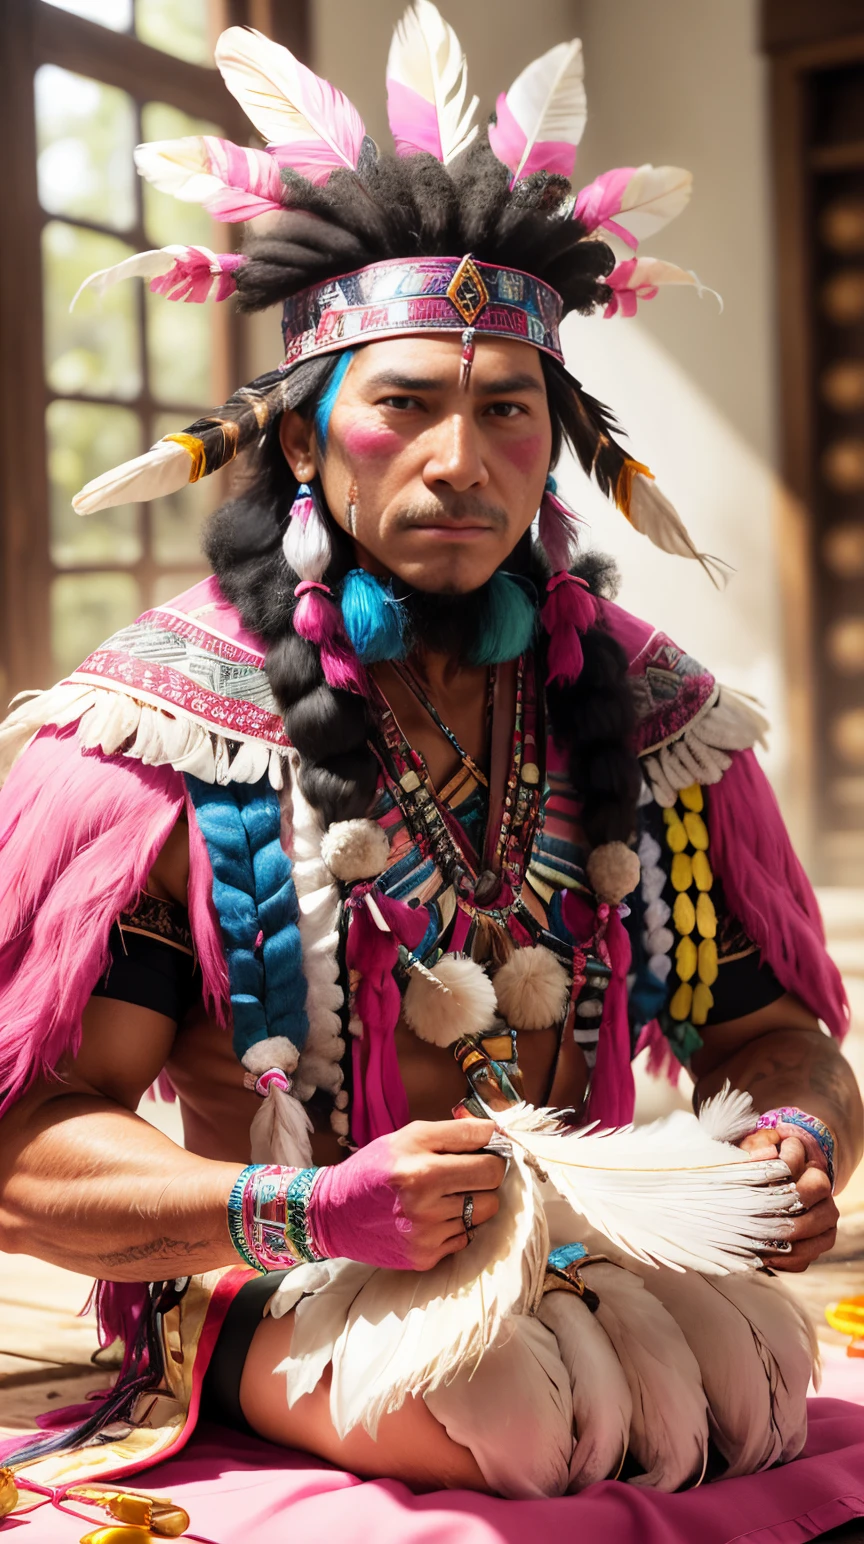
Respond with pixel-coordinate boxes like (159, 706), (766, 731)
(200, 1270), (292, 1434)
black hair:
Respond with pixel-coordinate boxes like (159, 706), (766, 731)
(205, 139), (642, 849)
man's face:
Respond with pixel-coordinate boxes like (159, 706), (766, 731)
(280, 334), (553, 594)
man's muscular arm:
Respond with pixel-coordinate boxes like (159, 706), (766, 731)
(690, 992), (863, 1272)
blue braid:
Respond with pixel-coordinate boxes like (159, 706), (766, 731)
(467, 572), (537, 665)
(314, 348), (356, 454)
(186, 775), (308, 1064)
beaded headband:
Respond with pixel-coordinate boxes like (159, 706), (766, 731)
(279, 254), (564, 368)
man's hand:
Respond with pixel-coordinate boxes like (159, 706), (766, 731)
(737, 1129), (838, 1273)
(307, 1118), (508, 1272)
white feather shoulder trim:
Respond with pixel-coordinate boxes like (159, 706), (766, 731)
(0, 679), (288, 789)
(641, 685), (769, 807)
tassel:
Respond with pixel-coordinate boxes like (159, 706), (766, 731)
(538, 475), (583, 572)
(341, 570), (406, 662)
(249, 1075), (315, 1167)
(541, 572), (597, 686)
(468, 572), (537, 666)
(348, 888), (429, 1143)
(283, 481), (332, 581)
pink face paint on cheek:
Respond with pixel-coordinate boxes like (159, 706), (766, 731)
(341, 422), (405, 461)
(499, 433), (545, 476)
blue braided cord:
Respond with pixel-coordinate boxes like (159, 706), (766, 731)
(341, 569), (406, 662)
(186, 775), (308, 1063)
(467, 572), (537, 666)
(314, 348), (356, 454)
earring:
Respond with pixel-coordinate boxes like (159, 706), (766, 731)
(346, 479), (358, 536)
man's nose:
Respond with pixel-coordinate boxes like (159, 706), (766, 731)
(422, 413), (488, 492)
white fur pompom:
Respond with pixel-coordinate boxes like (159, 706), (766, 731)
(321, 818), (390, 882)
(402, 954), (497, 1046)
(586, 841), (641, 905)
(493, 945), (570, 1032)
(241, 1036), (300, 1077)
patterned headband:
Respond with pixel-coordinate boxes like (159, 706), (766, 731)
(280, 255), (564, 368)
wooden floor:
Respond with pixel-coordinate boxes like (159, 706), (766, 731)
(2, 893), (863, 1438)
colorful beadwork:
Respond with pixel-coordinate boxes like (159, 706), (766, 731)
(755, 1106), (836, 1187)
(665, 783), (717, 1030)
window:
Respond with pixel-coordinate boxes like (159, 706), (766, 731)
(0, 0), (308, 699)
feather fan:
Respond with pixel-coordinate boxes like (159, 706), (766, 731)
(386, 1), (478, 164)
(573, 164), (693, 249)
(327, 1143), (547, 1439)
(215, 26), (365, 183)
(134, 135), (287, 221)
(488, 40), (586, 184)
(492, 1099), (798, 1275)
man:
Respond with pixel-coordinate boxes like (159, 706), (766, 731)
(0, 9), (861, 1517)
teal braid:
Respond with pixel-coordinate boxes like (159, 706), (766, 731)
(186, 774), (308, 1063)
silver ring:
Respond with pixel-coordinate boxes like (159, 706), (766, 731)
(462, 1193), (475, 1236)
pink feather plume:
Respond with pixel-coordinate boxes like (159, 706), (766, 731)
(386, 1), (478, 164)
(134, 135), (288, 222)
(72, 245), (245, 311)
(604, 256), (712, 319)
(215, 26), (365, 184)
(488, 39), (586, 185)
(573, 165), (693, 250)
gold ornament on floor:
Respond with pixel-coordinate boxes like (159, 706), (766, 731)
(0, 1467), (19, 1518)
(72, 1484), (190, 1541)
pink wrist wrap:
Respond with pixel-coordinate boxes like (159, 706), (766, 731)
(304, 1134), (419, 1270)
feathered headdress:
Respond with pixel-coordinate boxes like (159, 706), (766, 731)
(69, 4), (717, 577)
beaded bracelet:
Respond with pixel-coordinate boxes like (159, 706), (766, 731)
(227, 1164), (325, 1273)
(754, 1107), (836, 1189)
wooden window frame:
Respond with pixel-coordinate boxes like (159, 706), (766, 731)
(0, 0), (308, 701)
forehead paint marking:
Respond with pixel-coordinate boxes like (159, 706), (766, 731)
(314, 348), (356, 454)
(499, 433), (545, 475)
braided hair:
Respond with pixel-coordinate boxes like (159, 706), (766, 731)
(205, 141), (642, 848)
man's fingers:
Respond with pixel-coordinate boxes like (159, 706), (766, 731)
(413, 1118), (496, 1153)
(777, 1135), (807, 1181)
(764, 1228), (838, 1272)
(433, 1190), (499, 1227)
(796, 1164), (833, 1208)
(787, 1195), (839, 1240)
(428, 1151), (507, 1192)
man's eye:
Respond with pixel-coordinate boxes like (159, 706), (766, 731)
(379, 395), (423, 411)
(484, 402), (525, 418)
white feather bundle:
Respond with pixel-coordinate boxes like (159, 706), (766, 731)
(327, 1144), (547, 1438)
(493, 1101), (798, 1274)
(537, 1289), (632, 1492)
(248, 1082), (314, 1167)
(583, 1261), (709, 1491)
(697, 1081), (758, 1144)
(73, 438), (193, 516)
(215, 27), (365, 178)
(282, 494), (332, 583)
(273, 1259), (376, 1406)
(386, 1), (478, 165)
(402, 952), (498, 1045)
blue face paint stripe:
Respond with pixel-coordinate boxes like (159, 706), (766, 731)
(314, 348), (356, 455)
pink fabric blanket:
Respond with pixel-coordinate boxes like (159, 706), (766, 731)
(14, 1395), (864, 1543)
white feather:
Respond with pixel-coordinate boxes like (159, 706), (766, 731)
(497, 40), (586, 182)
(386, 1), (478, 164)
(249, 1084), (314, 1167)
(273, 1259), (376, 1405)
(72, 438), (193, 516)
(615, 165), (693, 245)
(627, 473), (729, 585)
(708, 1271), (818, 1464)
(215, 27), (365, 173)
(328, 1145), (547, 1438)
(494, 1101), (799, 1275)
(69, 246), (186, 310)
(697, 1081), (758, 1145)
(537, 1288), (632, 1491)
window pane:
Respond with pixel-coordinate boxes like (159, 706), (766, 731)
(42, 0), (132, 29)
(135, 0), (221, 67)
(35, 66), (136, 231)
(141, 101), (222, 252)
(47, 400), (142, 567)
(43, 222), (142, 399)
(151, 411), (219, 564)
(52, 572), (140, 678)
(146, 289), (214, 405)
